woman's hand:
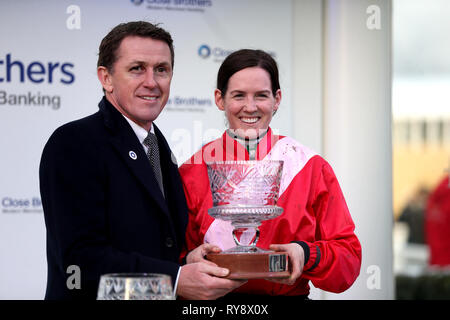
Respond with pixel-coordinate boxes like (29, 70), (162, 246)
(267, 243), (305, 285)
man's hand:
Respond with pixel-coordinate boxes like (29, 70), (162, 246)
(267, 243), (305, 285)
(176, 262), (246, 300)
(186, 243), (222, 265)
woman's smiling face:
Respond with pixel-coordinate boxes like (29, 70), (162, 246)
(215, 66), (281, 139)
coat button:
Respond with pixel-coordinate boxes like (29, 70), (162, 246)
(165, 237), (174, 248)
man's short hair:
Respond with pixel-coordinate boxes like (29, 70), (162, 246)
(97, 21), (174, 73)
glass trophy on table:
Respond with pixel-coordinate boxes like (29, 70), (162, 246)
(205, 160), (290, 279)
(97, 273), (174, 300)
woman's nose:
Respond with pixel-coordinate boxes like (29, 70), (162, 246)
(243, 98), (258, 112)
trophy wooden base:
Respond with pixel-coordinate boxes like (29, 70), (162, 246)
(206, 251), (290, 280)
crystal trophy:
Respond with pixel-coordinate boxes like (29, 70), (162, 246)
(205, 160), (290, 279)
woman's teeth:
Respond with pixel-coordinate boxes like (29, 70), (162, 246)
(240, 117), (259, 124)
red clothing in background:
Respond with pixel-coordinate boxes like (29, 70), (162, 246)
(426, 176), (450, 266)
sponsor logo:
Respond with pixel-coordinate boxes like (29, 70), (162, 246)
(197, 44), (233, 62)
(0, 91), (61, 110)
(0, 53), (74, 110)
(165, 95), (213, 113)
(197, 45), (278, 63)
(1, 196), (43, 214)
(198, 44), (211, 59)
(0, 54), (75, 84)
(130, 0), (213, 12)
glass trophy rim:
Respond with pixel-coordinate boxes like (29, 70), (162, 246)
(208, 205), (283, 223)
(205, 160), (284, 165)
(99, 273), (172, 279)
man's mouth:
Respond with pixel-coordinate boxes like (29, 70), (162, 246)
(139, 95), (158, 101)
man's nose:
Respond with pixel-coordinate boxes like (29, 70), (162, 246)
(143, 71), (157, 88)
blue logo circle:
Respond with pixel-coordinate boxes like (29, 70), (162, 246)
(198, 44), (211, 59)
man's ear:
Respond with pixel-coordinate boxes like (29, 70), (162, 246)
(97, 66), (113, 93)
(214, 89), (225, 111)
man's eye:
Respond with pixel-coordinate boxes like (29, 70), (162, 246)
(130, 66), (143, 72)
(156, 66), (168, 73)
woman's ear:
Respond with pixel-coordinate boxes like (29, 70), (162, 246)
(214, 89), (225, 111)
(273, 89), (282, 112)
(97, 66), (113, 93)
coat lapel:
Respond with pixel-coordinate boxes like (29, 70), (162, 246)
(154, 124), (188, 246)
(99, 97), (170, 217)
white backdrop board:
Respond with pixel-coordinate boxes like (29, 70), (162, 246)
(0, 0), (292, 299)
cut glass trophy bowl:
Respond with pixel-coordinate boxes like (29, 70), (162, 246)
(206, 160), (284, 254)
(206, 160), (288, 278)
